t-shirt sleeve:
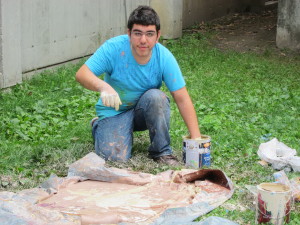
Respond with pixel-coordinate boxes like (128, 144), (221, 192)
(162, 48), (186, 92)
(85, 41), (113, 76)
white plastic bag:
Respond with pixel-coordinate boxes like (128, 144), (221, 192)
(257, 138), (297, 170)
(289, 156), (300, 172)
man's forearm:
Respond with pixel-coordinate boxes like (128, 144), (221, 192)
(177, 100), (201, 138)
(75, 64), (103, 92)
(171, 87), (201, 139)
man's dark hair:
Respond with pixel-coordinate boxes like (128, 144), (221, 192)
(127, 6), (160, 32)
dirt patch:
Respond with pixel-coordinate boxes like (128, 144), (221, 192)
(209, 9), (277, 53)
(190, 7), (297, 57)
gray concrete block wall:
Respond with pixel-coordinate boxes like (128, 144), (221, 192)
(0, 0), (22, 89)
(276, 0), (300, 51)
(1, 0), (150, 89)
(21, 0), (125, 73)
(151, 0), (183, 39)
(21, 0), (150, 74)
(0, 0), (3, 89)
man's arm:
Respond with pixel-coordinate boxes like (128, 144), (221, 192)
(171, 87), (201, 139)
(76, 64), (107, 92)
(76, 64), (122, 110)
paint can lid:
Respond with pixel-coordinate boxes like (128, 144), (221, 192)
(258, 183), (290, 192)
(182, 135), (211, 140)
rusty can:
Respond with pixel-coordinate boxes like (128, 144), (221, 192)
(182, 135), (211, 169)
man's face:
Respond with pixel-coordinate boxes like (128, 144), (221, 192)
(128, 24), (161, 63)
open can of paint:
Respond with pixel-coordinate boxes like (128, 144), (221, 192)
(182, 135), (211, 169)
(256, 183), (292, 224)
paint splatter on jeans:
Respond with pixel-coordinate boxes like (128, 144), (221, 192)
(92, 89), (173, 162)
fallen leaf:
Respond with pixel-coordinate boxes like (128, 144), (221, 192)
(258, 160), (269, 167)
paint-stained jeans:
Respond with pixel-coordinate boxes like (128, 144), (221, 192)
(92, 89), (172, 162)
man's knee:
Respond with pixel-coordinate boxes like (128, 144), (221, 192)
(142, 89), (169, 106)
(95, 142), (130, 162)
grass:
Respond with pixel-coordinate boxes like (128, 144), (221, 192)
(0, 30), (299, 224)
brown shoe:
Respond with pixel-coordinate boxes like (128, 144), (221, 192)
(153, 155), (181, 166)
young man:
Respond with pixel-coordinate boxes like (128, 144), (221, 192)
(76, 5), (201, 166)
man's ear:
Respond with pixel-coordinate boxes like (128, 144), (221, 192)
(156, 30), (161, 43)
(127, 29), (131, 37)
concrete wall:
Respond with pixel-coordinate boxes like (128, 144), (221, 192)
(0, 1), (2, 89)
(151, 0), (183, 39)
(0, 0), (22, 89)
(21, 0), (149, 73)
(276, 0), (300, 51)
(0, 0), (149, 89)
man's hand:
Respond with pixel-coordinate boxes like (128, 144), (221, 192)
(75, 65), (122, 110)
(100, 84), (122, 111)
(194, 136), (204, 140)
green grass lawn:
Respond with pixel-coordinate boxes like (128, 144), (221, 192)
(0, 31), (299, 224)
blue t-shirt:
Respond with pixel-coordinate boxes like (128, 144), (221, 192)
(85, 35), (185, 120)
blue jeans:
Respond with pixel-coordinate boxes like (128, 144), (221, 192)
(92, 89), (172, 162)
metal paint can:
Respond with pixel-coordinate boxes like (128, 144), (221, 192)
(182, 135), (211, 169)
(256, 183), (292, 224)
